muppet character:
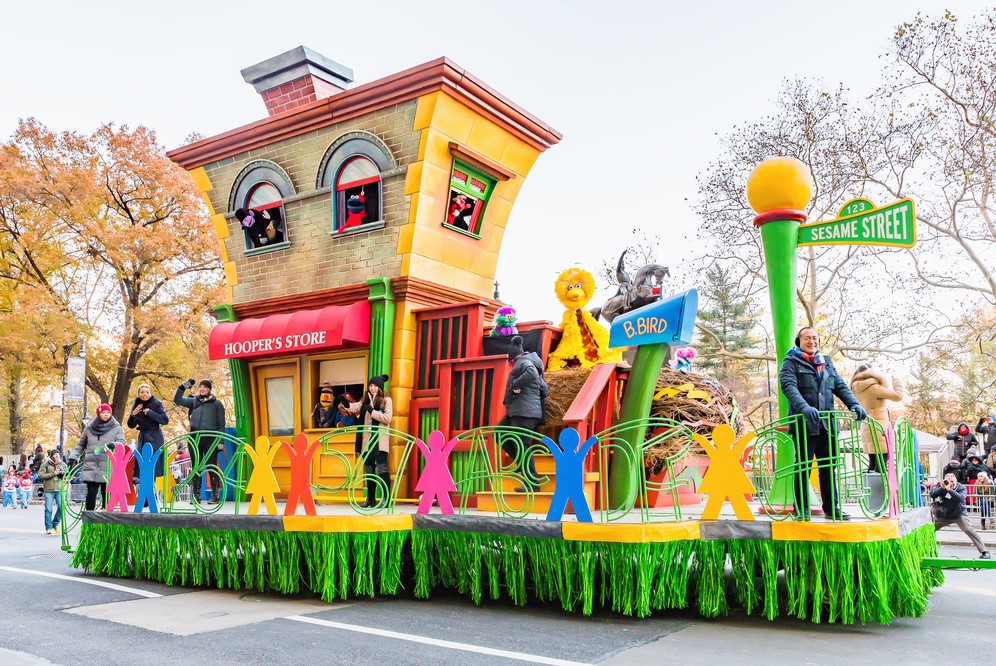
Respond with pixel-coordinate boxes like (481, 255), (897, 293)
(447, 193), (472, 230)
(339, 189), (366, 233)
(547, 267), (622, 371)
(490, 305), (518, 337)
(235, 208), (275, 248)
(675, 347), (697, 373)
(312, 385), (336, 428)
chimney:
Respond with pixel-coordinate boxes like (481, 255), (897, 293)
(241, 46), (354, 116)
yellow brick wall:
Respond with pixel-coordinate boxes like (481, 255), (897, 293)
(398, 91), (542, 299)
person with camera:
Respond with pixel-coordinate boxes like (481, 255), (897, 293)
(173, 378), (226, 504)
(930, 473), (990, 558)
(36, 450), (68, 534)
(779, 327), (867, 521)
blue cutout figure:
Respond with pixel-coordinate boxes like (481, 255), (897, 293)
(544, 428), (597, 522)
(133, 443), (163, 513)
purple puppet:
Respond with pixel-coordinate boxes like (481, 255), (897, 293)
(489, 305), (518, 337)
(105, 444), (135, 512)
(415, 430), (458, 514)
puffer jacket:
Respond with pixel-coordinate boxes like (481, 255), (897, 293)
(37, 458), (68, 493)
(945, 423), (978, 459)
(72, 417), (125, 483)
(779, 350), (860, 436)
(503, 352), (549, 420)
(173, 389), (226, 433)
(850, 369), (904, 454)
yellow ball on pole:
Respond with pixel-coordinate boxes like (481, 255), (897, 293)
(746, 157), (815, 214)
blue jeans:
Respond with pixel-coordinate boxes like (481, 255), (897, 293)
(44, 491), (62, 530)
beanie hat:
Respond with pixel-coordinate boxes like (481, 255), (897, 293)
(198, 379), (213, 390)
(508, 335), (525, 361)
(368, 374), (389, 391)
(97, 403), (112, 414)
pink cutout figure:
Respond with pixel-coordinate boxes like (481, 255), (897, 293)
(415, 430), (458, 514)
(281, 433), (321, 516)
(105, 444), (134, 512)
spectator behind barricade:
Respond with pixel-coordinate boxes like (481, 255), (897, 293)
(72, 403), (125, 511)
(986, 448), (996, 473)
(977, 471), (994, 530)
(849, 364), (905, 473)
(37, 450), (68, 534)
(930, 473), (991, 558)
(946, 422), (979, 459)
(30, 445), (44, 474)
(127, 384), (169, 482)
(965, 455), (989, 484)
(943, 456), (968, 484)
(977, 415), (996, 456)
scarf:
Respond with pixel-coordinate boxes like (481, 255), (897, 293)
(790, 346), (825, 373)
(89, 415), (120, 436)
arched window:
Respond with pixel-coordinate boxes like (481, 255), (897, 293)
(317, 132), (396, 236)
(229, 161), (295, 253)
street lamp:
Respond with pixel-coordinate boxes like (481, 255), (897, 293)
(59, 340), (86, 450)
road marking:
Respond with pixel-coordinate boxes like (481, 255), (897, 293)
(285, 615), (593, 666)
(0, 527), (46, 535)
(943, 586), (996, 597)
(0, 565), (163, 598)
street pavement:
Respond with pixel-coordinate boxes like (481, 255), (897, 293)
(2, 503), (995, 665)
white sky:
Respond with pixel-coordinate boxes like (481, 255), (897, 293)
(2, 0), (992, 326)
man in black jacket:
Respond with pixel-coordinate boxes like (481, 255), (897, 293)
(174, 379), (226, 504)
(497, 336), (549, 492)
(778, 327), (867, 521)
(976, 415), (996, 456)
(931, 473), (990, 558)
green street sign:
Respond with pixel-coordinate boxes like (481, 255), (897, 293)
(798, 198), (916, 248)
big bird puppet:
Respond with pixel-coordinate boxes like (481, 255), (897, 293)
(547, 267), (622, 370)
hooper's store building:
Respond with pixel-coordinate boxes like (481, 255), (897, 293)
(167, 46), (560, 500)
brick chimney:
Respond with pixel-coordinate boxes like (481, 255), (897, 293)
(241, 46), (354, 116)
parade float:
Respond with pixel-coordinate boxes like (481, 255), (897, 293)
(67, 48), (943, 624)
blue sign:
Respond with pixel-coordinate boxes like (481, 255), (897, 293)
(609, 289), (698, 348)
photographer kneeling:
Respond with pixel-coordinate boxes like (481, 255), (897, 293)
(931, 473), (991, 559)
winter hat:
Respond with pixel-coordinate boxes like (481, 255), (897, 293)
(97, 403), (112, 415)
(508, 335), (525, 361)
(198, 379), (213, 390)
(368, 374), (389, 391)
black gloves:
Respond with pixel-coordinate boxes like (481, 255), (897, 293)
(181, 379), (196, 390)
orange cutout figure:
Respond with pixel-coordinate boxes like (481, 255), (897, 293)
(243, 436), (281, 515)
(281, 433), (321, 516)
(694, 425), (756, 521)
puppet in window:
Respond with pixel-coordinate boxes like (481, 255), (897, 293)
(490, 305), (518, 337)
(236, 207), (278, 249)
(311, 385), (336, 428)
(339, 188), (366, 233)
(447, 192), (474, 231)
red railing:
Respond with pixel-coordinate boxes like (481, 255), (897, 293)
(436, 355), (510, 440)
(412, 302), (489, 397)
(561, 362), (621, 508)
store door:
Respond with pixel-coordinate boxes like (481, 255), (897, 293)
(252, 362), (301, 496)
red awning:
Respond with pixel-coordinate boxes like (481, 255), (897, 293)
(208, 301), (371, 360)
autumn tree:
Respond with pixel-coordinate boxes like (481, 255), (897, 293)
(0, 119), (224, 428)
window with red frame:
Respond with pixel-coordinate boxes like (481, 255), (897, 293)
(235, 182), (286, 250)
(443, 161), (494, 237)
(334, 156), (381, 234)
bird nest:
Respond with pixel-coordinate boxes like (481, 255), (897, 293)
(542, 366), (740, 471)
(644, 367), (742, 470)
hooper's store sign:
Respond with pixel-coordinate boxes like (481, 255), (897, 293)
(223, 331), (328, 357)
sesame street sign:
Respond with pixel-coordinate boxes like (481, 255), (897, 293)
(797, 198), (916, 248)
(609, 289), (698, 348)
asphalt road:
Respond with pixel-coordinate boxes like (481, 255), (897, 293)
(2, 505), (995, 665)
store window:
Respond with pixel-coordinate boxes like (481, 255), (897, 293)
(229, 160), (295, 254)
(264, 376), (295, 437)
(317, 132), (396, 237)
(308, 354), (367, 429)
(443, 160), (496, 237)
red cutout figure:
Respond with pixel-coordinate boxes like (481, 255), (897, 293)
(105, 444), (135, 512)
(282, 433), (321, 516)
(415, 430), (458, 514)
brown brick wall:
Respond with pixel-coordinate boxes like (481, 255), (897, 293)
(202, 101), (419, 305)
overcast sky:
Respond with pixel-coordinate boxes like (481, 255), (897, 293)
(2, 0), (991, 326)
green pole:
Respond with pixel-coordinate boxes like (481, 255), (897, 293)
(607, 343), (669, 508)
(757, 216), (801, 509)
(366, 278), (395, 379)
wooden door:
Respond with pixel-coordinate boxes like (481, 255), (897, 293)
(252, 361), (301, 497)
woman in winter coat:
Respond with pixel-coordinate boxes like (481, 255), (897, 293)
(345, 375), (393, 508)
(946, 422), (979, 460)
(126, 384), (169, 479)
(849, 364), (905, 472)
(72, 403), (125, 510)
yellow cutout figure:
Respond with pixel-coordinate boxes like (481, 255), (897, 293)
(243, 436), (281, 515)
(547, 267), (622, 370)
(694, 425), (756, 521)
